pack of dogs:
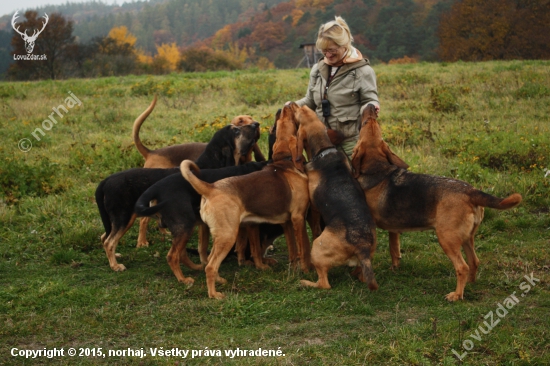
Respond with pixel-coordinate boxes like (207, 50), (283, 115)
(95, 98), (522, 301)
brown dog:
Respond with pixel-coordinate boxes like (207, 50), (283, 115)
(180, 105), (311, 299)
(351, 105), (523, 301)
(132, 96), (265, 168)
(132, 96), (266, 247)
(291, 103), (378, 291)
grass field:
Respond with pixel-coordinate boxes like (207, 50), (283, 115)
(1, 60), (549, 365)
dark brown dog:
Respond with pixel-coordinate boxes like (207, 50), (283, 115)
(132, 96), (265, 247)
(180, 105), (311, 299)
(351, 105), (523, 301)
(132, 96), (265, 168)
(290, 103), (378, 291)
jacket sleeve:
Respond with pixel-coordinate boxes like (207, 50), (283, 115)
(357, 65), (380, 115)
(295, 64), (318, 110)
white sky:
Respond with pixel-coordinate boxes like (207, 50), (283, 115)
(1, 0), (121, 18)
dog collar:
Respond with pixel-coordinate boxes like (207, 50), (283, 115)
(312, 147), (337, 162)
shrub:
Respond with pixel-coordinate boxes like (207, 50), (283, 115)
(233, 74), (283, 106)
(430, 86), (459, 113)
(0, 154), (68, 205)
(179, 48), (242, 72)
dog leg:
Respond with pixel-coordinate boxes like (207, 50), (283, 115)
(437, 231), (470, 301)
(137, 217), (150, 247)
(103, 230), (128, 272)
(166, 233), (197, 285)
(462, 236), (480, 283)
(300, 232), (332, 289)
(292, 216), (311, 272)
(198, 223), (210, 265)
(389, 232), (402, 270)
(235, 227), (248, 266)
(306, 206), (322, 240)
(464, 207), (483, 283)
(206, 227), (239, 299)
(261, 240), (277, 266)
(282, 221), (299, 268)
(246, 225), (270, 270)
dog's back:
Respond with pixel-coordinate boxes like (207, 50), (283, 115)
(307, 151), (378, 290)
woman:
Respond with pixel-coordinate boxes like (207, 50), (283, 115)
(291, 16), (379, 158)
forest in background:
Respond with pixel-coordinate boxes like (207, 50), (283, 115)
(1, 0), (549, 79)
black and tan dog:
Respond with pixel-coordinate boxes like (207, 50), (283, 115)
(180, 105), (311, 299)
(133, 96), (265, 168)
(351, 105), (523, 301)
(134, 161), (269, 285)
(290, 103), (378, 291)
(96, 123), (260, 272)
(133, 96), (265, 246)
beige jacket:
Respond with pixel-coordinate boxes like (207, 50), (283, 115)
(295, 49), (379, 143)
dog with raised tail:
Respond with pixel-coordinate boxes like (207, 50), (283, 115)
(351, 104), (523, 301)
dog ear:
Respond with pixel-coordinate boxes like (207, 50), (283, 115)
(289, 135), (304, 173)
(326, 129), (345, 146)
(350, 143), (365, 178)
(221, 146), (236, 166)
(382, 142), (409, 169)
(295, 125), (308, 162)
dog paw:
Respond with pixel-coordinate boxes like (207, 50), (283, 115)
(179, 277), (195, 286)
(445, 292), (464, 302)
(255, 263), (271, 271)
(136, 241), (149, 248)
(263, 258), (278, 266)
(112, 263), (126, 272)
(300, 279), (331, 289)
(115, 253), (122, 258)
(216, 276), (227, 284)
(300, 279), (315, 287)
(242, 260), (255, 267)
(209, 291), (226, 300)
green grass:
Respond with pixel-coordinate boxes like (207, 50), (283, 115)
(1, 61), (549, 365)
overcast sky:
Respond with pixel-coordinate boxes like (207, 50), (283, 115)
(1, 0), (120, 18)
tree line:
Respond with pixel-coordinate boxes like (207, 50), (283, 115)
(3, 0), (549, 80)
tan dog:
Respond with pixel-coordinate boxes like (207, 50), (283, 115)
(132, 96), (266, 247)
(291, 103), (378, 291)
(180, 105), (311, 299)
(351, 105), (523, 301)
(133, 96), (265, 168)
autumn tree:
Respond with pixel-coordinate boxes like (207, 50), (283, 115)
(155, 43), (180, 72)
(439, 0), (550, 61)
(9, 11), (75, 80)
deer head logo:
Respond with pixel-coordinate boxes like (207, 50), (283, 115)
(12, 11), (49, 54)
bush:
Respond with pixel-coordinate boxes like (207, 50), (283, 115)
(233, 74), (283, 106)
(429, 86), (459, 113)
(0, 154), (68, 205)
(179, 48), (242, 72)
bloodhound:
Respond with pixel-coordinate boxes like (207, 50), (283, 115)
(180, 105), (311, 299)
(351, 104), (522, 301)
(290, 103), (378, 291)
(131, 95), (265, 247)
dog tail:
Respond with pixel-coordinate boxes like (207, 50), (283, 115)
(180, 160), (213, 197)
(95, 179), (111, 238)
(470, 191), (522, 210)
(132, 95), (157, 159)
(134, 187), (167, 217)
(356, 244), (379, 291)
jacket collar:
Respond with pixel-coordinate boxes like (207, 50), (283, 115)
(317, 58), (369, 81)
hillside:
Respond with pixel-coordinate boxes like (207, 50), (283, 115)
(0, 0), (288, 54)
(0, 61), (549, 364)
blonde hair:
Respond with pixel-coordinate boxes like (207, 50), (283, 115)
(316, 16), (354, 55)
